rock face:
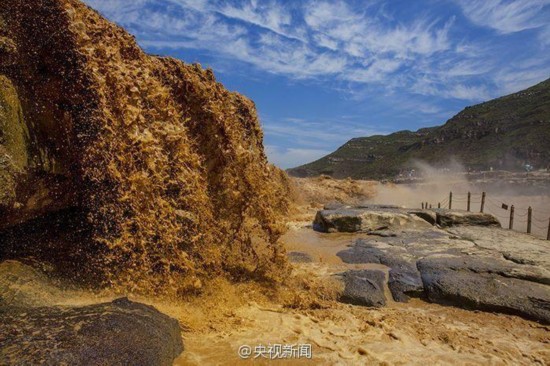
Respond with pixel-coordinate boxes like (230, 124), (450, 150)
(0, 0), (291, 293)
(417, 256), (550, 323)
(434, 210), (501, 228)
(315, 206), (501, 233)
(0, 260), (184, 366)
(339, 270), (386, 307)
(313, 206), (432, 233)
(0, 298), (184, 366)
(333, 206), (550, 323)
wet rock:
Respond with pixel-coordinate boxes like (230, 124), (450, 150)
(314, 208), (432, 233)
(339, 270), (386, 307)
(287, 251), (314, 263)
(435, 210), (501, 228)
(417, 256), (550, 324)
(0, 261), (184, 365)
(0, 298), (184, 366)
(335, 221), (550, 319)
(388, 268), (424, 302)
(314, 209), (362, 232)
(337, 241), (424, 303)
(447, 226), (550, 269)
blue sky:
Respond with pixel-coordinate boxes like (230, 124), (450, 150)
(84, 0), (550, 168)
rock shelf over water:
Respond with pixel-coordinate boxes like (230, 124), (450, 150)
(320, 205), (550, 323)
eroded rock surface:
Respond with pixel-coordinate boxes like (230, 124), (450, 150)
(314, 207), (432, 233)
(331, 206), (550, 323)
(0, 298), (183, 366)
(0, 261), (184, 366)
(417, 256), (550, 323)
(434, 209), (501, 228)
(339, 269), (386, 307)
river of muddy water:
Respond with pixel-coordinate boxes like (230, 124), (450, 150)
(173, 224), (549, 365)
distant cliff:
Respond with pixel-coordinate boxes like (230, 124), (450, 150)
(0, 0), (290, 294)
(289, 78), (550, 180)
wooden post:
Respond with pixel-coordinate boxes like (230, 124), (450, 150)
(438, 202), (441, 209)
(480, 192), (486, 213)
(509, 205), (514, 230)
(421, 202), (424, 209)
(467, 192), (471, 212)
(527, 207), (532, 234)
(547, 218), (550, 240)
(429, 204), (432, 209)
(449, 192), (452, 210)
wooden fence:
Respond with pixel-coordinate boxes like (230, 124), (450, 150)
(421, 191), (550, 240)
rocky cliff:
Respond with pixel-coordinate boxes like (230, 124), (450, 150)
(289, 78), (550, 179)
(0, 0), (290, 295)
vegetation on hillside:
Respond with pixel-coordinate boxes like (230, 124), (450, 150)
(289, 78), (550, 180)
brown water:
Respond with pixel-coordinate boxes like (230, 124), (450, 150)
(173, 225), (550, 365)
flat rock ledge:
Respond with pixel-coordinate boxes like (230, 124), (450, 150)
(314, 205), (501, 233)
(0, 261), (183, 366)
(329, 206), (550, 324)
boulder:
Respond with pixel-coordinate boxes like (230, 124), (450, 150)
(0, 297), (184, 366)
(388, 268), (424, 302)
(434, 210), (501, 228)
(339, 269), (386, 307)
(337, 242), (423, 303)
(335, 221), (550, 321)
(417, 256), (550, 324)
(313, 208), (432, 233)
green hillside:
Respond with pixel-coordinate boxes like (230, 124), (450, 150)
(288, 78), (550, 180)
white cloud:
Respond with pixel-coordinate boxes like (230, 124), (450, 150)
(455, 0), (550, 34)
(84, 0), (550, 104)
(493, 68), (550, 94)
(216, 0), (302, 41)
(265, 145), (331, 169)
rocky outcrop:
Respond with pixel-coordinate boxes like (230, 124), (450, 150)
(315, 206), (501, 233)
(339, 269), (386, 307)
(0, 260), (184, 366)
(0, 0), (291, 294)
(313, 206), (432, 233)
(1, 298), (184, 366)
(434, 210), (501, 228)
(333, 207), (550, 323)
(417, 256), (550, 323)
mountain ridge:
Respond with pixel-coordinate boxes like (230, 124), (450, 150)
(288, 78), (550, 180)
